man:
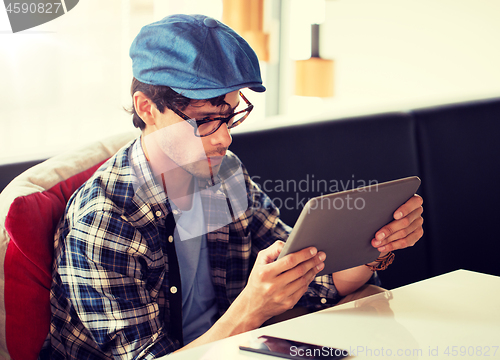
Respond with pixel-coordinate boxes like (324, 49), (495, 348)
(42, 14), (423, 359)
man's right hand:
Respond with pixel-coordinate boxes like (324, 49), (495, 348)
(177, 241), (325, 352)
(236, 240), (326, 328)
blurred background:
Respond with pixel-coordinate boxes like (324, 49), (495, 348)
(1, 0), (500, 164)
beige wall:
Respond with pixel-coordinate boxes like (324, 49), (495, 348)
(278, 0), (500, 123)
(2, 0), (500, 162)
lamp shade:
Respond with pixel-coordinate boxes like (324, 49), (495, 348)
(295, 57), (334, 97)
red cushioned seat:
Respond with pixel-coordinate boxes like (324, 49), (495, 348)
(0, 131), (138, 360)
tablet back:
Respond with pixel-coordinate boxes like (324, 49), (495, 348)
(277, 176), (421, 276)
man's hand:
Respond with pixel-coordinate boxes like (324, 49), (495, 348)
(371, 194), (424, 253)
(236, 241), (326, 328)
(332, 195), (424, 297)
(178, 241), (325, 352)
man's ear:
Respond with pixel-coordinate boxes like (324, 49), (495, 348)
(133, 91), (157, 126)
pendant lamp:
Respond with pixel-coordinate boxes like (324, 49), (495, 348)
(295, 13), (334, 97)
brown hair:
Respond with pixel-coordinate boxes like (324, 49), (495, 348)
(126, 78), (229, 130)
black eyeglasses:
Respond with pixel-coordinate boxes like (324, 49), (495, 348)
(171, 91), (254, 137)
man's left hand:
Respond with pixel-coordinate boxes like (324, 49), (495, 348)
(371, 194), (424, 252)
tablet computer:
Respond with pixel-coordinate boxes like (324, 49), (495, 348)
(277, 176), (421, 276)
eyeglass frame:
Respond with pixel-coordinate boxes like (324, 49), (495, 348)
(170, 91), (254, 137)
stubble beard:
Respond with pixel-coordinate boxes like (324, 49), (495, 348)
(166, 146), (228, 182)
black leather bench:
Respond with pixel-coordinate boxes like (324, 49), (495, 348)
(412, 98), (500, 279)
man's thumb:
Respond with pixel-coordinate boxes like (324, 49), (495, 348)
(257, 240), (285, 265)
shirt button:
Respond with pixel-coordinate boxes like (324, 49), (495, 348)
(168, 235), (174, 243)
(320, 298), (327, 304)
(170, 286), (178, 294)
(155, 210), (161, 217)
(172, 209), (180, 215)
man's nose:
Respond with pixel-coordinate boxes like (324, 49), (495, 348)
(210, 123), (232, 148)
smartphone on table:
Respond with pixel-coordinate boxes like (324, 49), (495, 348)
(239, 335), (349, 359)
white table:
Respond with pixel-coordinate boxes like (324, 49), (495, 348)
(162, 270), (500, 359)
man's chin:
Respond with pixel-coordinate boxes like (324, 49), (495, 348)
(184, 162), (221, 181)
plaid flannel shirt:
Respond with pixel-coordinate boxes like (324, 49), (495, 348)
(42, 138), (342, 360)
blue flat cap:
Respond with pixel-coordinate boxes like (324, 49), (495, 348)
(129, 14), (266, 99)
